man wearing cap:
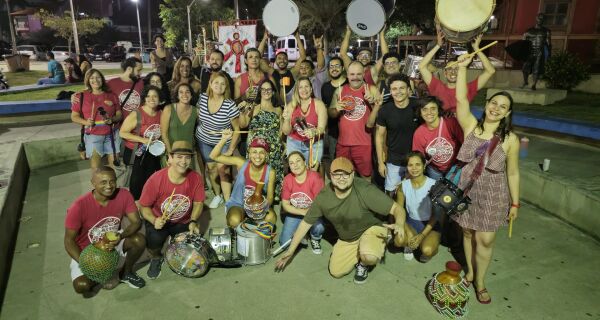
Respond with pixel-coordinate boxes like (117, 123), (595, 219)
(339, 26), (389, 86)
(275, 157), (407, 284)
(257, 31), (306, 98)
(139, 140), (206, 280)
(210, 129), (277, 227)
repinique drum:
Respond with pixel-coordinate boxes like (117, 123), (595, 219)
(436, 0), (496, 43)
(428, 178), (470, 216)
(165, 232), (211, 278)
(208, 227), (234, 262)
(346, 0), (386, 37)
(148, 140), (166, 156)
(236, 224), (271, 265)
(426, 261), (470, 318)
(263, 0), (300, 37)
(402, 55), (423, 79)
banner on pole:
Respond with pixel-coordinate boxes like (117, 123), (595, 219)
(217, 20), (257, 79)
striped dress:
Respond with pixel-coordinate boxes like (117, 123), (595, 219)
(452, 132), (511, 232)
(195, 93), (240, 145)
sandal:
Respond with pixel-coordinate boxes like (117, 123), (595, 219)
(476, 288), (492, 304)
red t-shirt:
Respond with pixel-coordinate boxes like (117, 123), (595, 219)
(123, 108), (162, 150)
(106, 78), (144, 120)
(71, 91), (120, 135)
(337, 84), (372, 146)
(364, 67), (375, 86)
(289, 98), (319, 142)
(412, 117), (464, 173)
(428, 76), (478, 113)
(65, 188), (137, 250)
(139, 168), (205, 224)
(281, 171), (324, 209)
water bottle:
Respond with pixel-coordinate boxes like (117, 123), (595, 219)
(519, 137), (529, 158)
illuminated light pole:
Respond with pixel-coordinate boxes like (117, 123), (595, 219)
(132, 0), (144, 58)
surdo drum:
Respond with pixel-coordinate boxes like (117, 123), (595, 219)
(236, 223), (271, 265)
(436, 0), (496, 43)
(263, 0), (300, 37)
(165, 232), (211, 278)
(346, 0), (395, 37)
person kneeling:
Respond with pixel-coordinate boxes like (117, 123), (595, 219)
(139, 141), (205, 280)
(392, 152), (441, 263)
(275, 157), (406, 284)
(64, 166), (146, 296)
(210, 129), (277, 227)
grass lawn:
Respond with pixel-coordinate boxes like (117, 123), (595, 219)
(2, 68), (122, 87)
(0, 84), (85, 101)
(472, 90), (600, 125)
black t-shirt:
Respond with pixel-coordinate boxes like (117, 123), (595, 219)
(193, 66), (235, 95)
(375, 98), (419, 166)
(377, 79), (392, 105)
(321, 79), (347, 138)
(272, 69), (295, 94)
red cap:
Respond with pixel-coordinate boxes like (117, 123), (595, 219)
(248, 137), (270, 152)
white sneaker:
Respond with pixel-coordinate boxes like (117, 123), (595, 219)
(208, 194), (224, 209)
(403, 247), (414, 261)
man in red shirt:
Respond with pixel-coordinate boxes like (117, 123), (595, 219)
(329, 61), (381, 181)
(418, 31), (495, 113)
(139, 140), (205, 280)
(64, 166), (146, 295)
(107, 57), (144, 121)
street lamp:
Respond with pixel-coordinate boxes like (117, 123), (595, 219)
(132, 0), (144, 59)
(187, 0), (209, 55)
(69, 0), (80, 54)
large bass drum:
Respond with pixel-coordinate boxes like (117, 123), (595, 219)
(235, 223), (271, 266)
(346, 0), (394, 37)
(436, 0), (495, 43)
(165, 232), (211, 278)
(263, 0), (300, 37)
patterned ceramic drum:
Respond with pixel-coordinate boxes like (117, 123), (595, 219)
(425, 261), (470, 318)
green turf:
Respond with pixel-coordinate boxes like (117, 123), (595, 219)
(472, 91), (600, 124)
(0, 85), (85, 101)
(2, 68), (122, 87)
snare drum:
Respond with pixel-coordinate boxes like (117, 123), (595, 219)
(148, 140), (166, 156)
(235, 224), (271, 265)
(263, 0), (300, 37)
(165, 232), (211, 278)
(346, 0), (386, 37)
(436, 0), (496, 43)
(207, 227), (234, 262)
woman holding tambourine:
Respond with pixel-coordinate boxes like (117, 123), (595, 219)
(119, 85), (164, 200)
(281, 77), (328, 172)
(453, 54), (520, 304)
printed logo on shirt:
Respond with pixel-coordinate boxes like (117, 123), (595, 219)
(426, 137), (454, 164)
(119, 89), (141, 112)
(88, 216), (121, 244)
(290, 192), (313, 209)
(160, 194), (191, 221)
(343, 96), (367, 121)
(144, 124), (162, 139)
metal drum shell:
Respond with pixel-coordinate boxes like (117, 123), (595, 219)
(165, 232), (211, 278)
(207, 227), (234, 262)
(436, 0), (496, 43)
(235, 224), (271, 266)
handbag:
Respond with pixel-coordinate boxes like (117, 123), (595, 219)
(429, 135), (500, 216)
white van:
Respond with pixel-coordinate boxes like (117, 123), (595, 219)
(275, 35), (306, 61)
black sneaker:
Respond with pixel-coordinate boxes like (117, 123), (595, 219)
(147, 257), (163, 280)
(120, 272), (146, 289)
(310, 239), (322, 255)
(354, 262), (368, 284)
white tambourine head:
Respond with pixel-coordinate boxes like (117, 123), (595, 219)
(263, 0), (300, 37)
(346, 0), (386, 37)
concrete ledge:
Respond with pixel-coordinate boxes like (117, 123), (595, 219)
(486, 87), (567, 105)
(0, 100), (71, 115)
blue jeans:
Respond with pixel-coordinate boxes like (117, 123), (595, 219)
(286, 137), (323, 165)
(197, 140), (230, 163)
(426, 165), (445, 181)
(37, 77), (64, 85)
(279, 214), (325, 246)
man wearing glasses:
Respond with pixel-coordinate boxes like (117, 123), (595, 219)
(320, 57), (347, 162)
(275, 157), (406, 284)
(378, 52), (402, 104)
(418, 29), (495, 113)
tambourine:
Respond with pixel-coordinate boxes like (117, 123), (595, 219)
(148, 140), (166, 156)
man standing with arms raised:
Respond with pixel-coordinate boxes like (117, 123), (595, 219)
(257, 31), (306, 98)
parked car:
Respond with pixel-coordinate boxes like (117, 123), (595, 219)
(125, 47), (151, 63)
(105, 45), (126, 62)
(0, 40), (13, 60)
(275, 35), (307, 61)
(51, 46), (72, 61)
(451, 46), (468, 57)
(91, 44), (110, 61)
(16, 45), (46, 60)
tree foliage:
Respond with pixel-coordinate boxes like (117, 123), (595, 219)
(544, 51), (591, 90)
(36, 9), (106, 52)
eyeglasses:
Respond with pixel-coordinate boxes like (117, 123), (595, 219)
(261, 88), (273, 93)
(329, 64), (342, 69)
(384, 61), (399, 66)
(330, 172), (352, 179)
(358, 53), (371, 59)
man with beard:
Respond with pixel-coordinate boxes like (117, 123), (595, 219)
(320, 57), (347, 162)
(281, 35), (326, 102)
(64, 166), (146, 295)
(375, 74), (419, 196)
(257, 31), (306, 97)
(107, 57), (144, 120)
(378, 52), (402, 104)
(330, 62), (381, 181)
(275, 156), (406, 284)
(419, 32), (495, 113)
(139, 140), (205, 279)
(192, 48), (234, 94)
(340, 26), (389, 86)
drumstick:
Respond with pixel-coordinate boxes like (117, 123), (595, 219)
(165, 198), (186, 220)
(162, 188), (177, 219)
(208, 130), (250, 134)
(508, 217), (513, 239)
(445, 40), (498, 69)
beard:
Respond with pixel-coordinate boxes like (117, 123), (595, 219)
(330, 73), (341, 80)
(210, 64), (221, 72)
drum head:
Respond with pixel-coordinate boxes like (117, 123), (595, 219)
(149, 140), (165, 156)
(347, 0), (386, 37)
(263, 0), (300, 37)
(436, 0), (495, 31)
(165, 233), (210, 278)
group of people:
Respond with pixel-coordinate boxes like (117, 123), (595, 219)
(65, 24), (520, 306)
(37, 51), (93, 85)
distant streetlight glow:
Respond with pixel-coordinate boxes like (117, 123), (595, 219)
(132, 0), (144, 57)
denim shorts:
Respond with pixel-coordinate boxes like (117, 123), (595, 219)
(384, 163), (406, 192)
(84, 131), (120, 158)
(406, 216), (441, 234)
(286, 137), (323, 165)
(198, 140), (230, 163)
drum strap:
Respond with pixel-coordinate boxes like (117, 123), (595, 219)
(462, 135), (500, 195)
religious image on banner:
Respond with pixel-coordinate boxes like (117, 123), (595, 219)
(218, 22), (257, 79)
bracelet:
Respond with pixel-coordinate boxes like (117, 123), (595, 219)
(511, 203), (520, 208)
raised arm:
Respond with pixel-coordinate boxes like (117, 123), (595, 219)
(314, 35), (325, 71)
(339, 26), (353, 69)
(455, 54), (478, 134)
(258, 31), (275, 75)
(419, 26), (444, 85)
(281, 104), (294, 135)
(375, 124), (387, 178)
(373, 27), (389, 76)
(471, 35), (496, 90)
(209, 129), (246, 168)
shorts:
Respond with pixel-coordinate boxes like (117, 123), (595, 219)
(69, 240), (125, 281)
(406, 216), (441, 234)
(286, 137), (324, 165)
(198, 140), (230, 163)
(328, 225), (388, 278)
(84, 130), (120, 158)
(335, 144), (372, 177)
(145, 220), (191, 251)
(384, 163), (407, 192)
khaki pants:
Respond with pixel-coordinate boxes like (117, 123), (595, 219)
(328, 225), (388, 278)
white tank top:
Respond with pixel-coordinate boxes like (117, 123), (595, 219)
(401, 177), (436, 221)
